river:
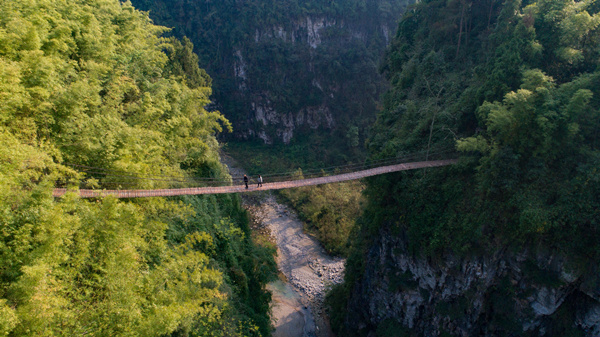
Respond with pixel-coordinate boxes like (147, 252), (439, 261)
(223, 154), (345, 337)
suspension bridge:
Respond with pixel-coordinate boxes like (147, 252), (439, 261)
(53, 158), (457, 198)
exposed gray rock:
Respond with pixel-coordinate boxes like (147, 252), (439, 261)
(227, 6), (408, 144)
(343, 226), (600, 336)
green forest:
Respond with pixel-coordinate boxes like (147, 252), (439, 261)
(329, 0), (600, 335)
(3, 0), (600, 336)
(0, 0), (275, 336)
(130, 0), (413, 167)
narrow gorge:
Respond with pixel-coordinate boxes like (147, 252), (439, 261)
(2, 0), (599, 336)
(131, 0), (416, 166)
(133, 0), (600, 336)
(223, 154), (344, 337)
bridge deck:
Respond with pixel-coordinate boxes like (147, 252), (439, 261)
(53, 159), (457, 198)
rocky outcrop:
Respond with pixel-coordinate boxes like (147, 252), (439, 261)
(132, 0), (414, 145)
(231, 16), (365, 144)
(246, 98), (333, 144)
(227, 6), (409, 144)
(131, 0), (415, 145)
(344, 226), (600, 336)
(252, 17), (336, 47)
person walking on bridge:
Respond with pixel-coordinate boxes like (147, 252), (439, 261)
(257, 175), (263, 188)
(243, 174), (248, 189)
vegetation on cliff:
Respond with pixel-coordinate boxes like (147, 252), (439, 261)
(279, 175), (365, 257)
(125, 0), (414, 260)
(130, 0), (413, 165)
(225, 141), (366, 257)
(329, 0), (600, 335)
(0, 0), (275, 335)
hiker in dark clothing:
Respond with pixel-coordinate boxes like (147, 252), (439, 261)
(243, 174), (248, 189)
(257, 175), (263, 188)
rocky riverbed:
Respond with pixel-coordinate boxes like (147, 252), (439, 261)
(222, 154), (345, 337)
(248, 195), (345, 337)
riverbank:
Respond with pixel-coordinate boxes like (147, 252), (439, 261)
(222, 154), (345, 337)
(250, 194), (345, 337)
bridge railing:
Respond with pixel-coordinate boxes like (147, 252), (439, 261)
(228, 147), (457, 185)
(56, 147), (457, 192)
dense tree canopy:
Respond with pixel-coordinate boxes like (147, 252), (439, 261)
(131, 0), (414, 167)
(365, 0), (600, 259)
(330, 0), (600, 334)
(0, 0), (274, 336)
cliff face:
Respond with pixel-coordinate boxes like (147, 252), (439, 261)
(233, 16), (355, 144)
(130, 0), (414, 145)
(345, 226), (600, 336)
(331, 0), (600, 335)
(228, 13), (402, 144)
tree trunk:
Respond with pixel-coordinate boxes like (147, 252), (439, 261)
(426, 112), (436, 162)
(466, 3), (472, 47)
(456, 0), (466, 59)
(488, 0), (493, 29)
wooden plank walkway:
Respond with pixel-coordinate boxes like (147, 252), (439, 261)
(53, 159), (457, 198)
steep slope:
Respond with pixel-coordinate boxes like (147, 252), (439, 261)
(0, 0), (275, 335)
(130, 0), (414, 161)
(328, 0), (600, 336)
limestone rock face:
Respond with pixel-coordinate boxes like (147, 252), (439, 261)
(344, 227), (600, 336)
(227, 7), (409, 144)
(232, 16), (364, 143)
(131, 0), (415, 145)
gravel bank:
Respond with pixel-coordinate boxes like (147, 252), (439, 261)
(222, 154), (345, 337)
(251, 194), (345, 337)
